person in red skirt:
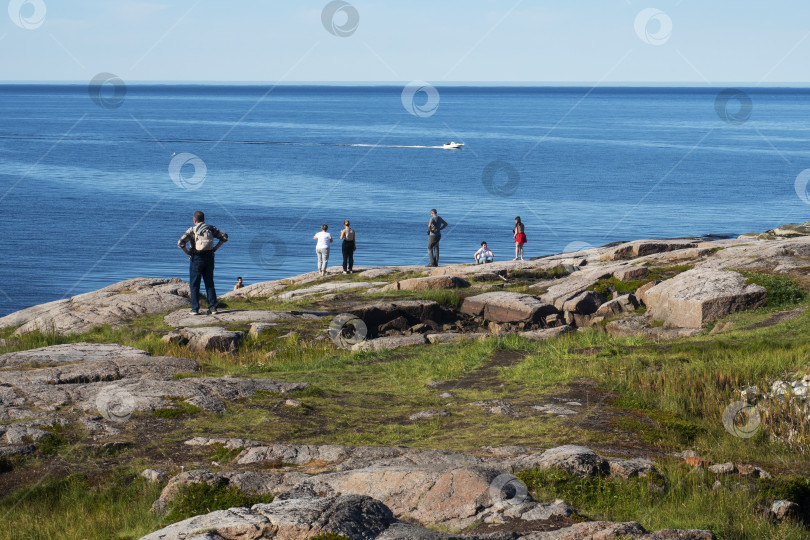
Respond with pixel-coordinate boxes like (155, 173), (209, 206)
(513, 216), (527, 261)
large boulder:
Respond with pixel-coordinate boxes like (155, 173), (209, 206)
(299, 465), (508, 529)
(179, 327), (245, 353)
(347, 300), (453, 336)
(595, 294), (640, 318)
(562, 291), (606, 315)
(382, 276), (470, 292)
(540, 269), (615, 310)
(0, 278), (190, 336)
(460, 292), (557, 323)
(510, 445), (610, 477)
(644, 269), (767, 328)
(142, 494), (398, 540)
(606, 239), (700, 261)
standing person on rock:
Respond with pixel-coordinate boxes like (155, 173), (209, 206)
(513, 216), (527, 261)
(427, 209), (448, 267)
(313, 224), (333, 278)
(340, 220), (356, 274)
(178, 211), (228, 315)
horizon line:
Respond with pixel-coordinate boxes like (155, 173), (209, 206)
(1, 80), (810, 88)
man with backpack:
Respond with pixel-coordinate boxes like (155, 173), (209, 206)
(178, 211), (228, 315)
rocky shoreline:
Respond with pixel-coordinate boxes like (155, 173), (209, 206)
(3, 229), (810, 539)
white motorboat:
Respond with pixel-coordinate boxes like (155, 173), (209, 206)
(443, 141), (464, 149)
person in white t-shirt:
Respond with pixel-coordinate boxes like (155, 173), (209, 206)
(313, 224), (333, 277)
(474, 241), (494, 264)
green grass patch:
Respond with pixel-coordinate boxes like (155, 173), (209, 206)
(518, 464), (809, 539)
(210, 444), (242, 463)
(0, 471), (164, 540)
(151, 401), (202, 419)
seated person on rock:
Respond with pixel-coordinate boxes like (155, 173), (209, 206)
(474, 242), (494, 264)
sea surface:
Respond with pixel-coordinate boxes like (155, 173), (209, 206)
(1, 85), (809, 316)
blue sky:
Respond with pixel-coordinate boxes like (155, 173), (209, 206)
(1, 0), (809, 84)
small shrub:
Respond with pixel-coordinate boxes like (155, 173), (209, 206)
(311, 534), (350, 540)
(164, 479), (274, 523)
(39, 432), (70, 455)
(738, 271), (806, 308)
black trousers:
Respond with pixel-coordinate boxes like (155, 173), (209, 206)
(342, 240), (355, 271)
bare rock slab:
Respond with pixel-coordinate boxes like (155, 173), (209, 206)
(519, 326), (574, 342)
(460, 292), (557, 323)
(382, 275), (470, 291)
(645, 269), (767, 328)
(351, 334), (427, 352)
(510, 445), (609, 477)
(0, 278), (190, 336)
(164, 309), (330, 328)
(606, 239), (700, 261)
(143, 494), (397, 540)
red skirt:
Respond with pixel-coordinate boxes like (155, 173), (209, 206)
(515, 232), (527, 244)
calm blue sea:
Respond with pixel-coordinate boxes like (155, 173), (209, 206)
(1, 85), (809, 316)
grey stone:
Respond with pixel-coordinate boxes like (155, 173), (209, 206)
(614, 266), (650, 281)
(348, 300), (453, 333)
(143, 494), (400, 540)
(540, 269), (616, 310)
(382, 275), (470, 291)
(636, 280), (660, 306)
(708, 462), (736, 475)
(608, 457), (658, 479)
(645, 269), (767, 328)
(595, 294), (640, 318)
(737, 464), (772, 478)
(409, 410), (449, 421)
(520, 501), (576, 521)
(518, 445), (609, 477)
(470, 400), (517, 416)
(519, 327), (575, 342)
(184, 437), (263, 449)
(0, 343), (306, 421)
(532, 404), (578, 416)
(426, 332), (488, 344)
(164, 309), (330, 329)
(277, 281), (383, 301)
(562, 291), (606, 316)
(161, 331), (188, 346)
(141, 469), (168, 483)
(249, 323), (276, 338)
(460, 292), (557, 323)
(179, 327), (245, 353)
(607, 239), (700, 261)
(770, 499), (800, 521)
(351, 334), (427, 352)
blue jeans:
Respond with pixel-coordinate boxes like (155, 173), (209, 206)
(477, 255), (493, 264)
(428, 235), (441, 265)
(189, 251), (217, 312)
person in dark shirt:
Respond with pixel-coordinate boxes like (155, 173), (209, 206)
(177, 211), (228, 315)
(427, 209), (448, 267)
